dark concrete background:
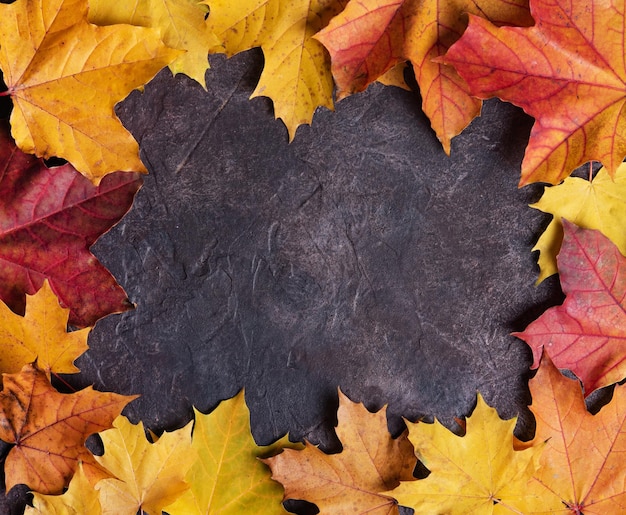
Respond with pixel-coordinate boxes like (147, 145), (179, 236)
(79, 51), (561, 440)
(1, 51), (568, 512)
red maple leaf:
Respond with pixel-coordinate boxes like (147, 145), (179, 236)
(315, 0), (532, 154)
(0, 120), (142, 327)
(443, 0), (626, 185)
(515, 221), (626, 395)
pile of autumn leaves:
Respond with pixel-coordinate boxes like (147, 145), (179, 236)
(2, 0), (626, 512)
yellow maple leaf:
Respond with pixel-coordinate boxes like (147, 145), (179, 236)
(25, 462), (102, 515)
(88, 0), (219, 89)
(376, 63), (410, 91)
(530, 163), (626, 283)
(166, 390), (301, 514)
(387, 394), (542, 514)
(205, 0), (347, 140)
(0, 0), (181, 183)
(0, 280), (89, 378)
(95, 416), (195, 515)
(264, 390), (416, 514)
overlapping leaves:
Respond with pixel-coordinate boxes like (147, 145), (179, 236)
(443, 0), (626, 185)
(0, 363), (135, 494)
(388, 394), (542, 513)
(522, 353), (626, 514)
(3, 0), (625, 186)
(2, 0), (626, 513)
(265, 390), (416, 514)
(0, 0), (180, 182)
(516, 222), (626, 395)
(88, 0), (219, 89)
(530, 164), (626, 283)
(25, 390), (296, 514)
(0, 277), (293, 512)
(167, 391), (302, 515)
(205, 0), (349, 140)
(0, 121), (141, 328)
(315, 0), (532, 153)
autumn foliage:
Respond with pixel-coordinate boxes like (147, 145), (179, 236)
(265, 390), (416, 514)
(0, 364), (134, 495)
(1, 0), (626, 512)
(516, 221), (626, 395)
(0, 122), (141, 328)
(0, 0), (179, 182)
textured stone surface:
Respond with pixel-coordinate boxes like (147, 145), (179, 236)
(69, 51), (562, 455)
(0, 48), (569, 512)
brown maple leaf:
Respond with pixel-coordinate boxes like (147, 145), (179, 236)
(264, 390), (416, 514)
(514, 221), (626, 395)
(314, 0), (532, 153)
(0, 364), (137, 494)
(0, 121), (142, 328)
(443, 0), (626, 185)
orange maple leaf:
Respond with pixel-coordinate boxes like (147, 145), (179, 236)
(514, 221), (626, 395)
(0, 364), (137, 494)
(443, 0), (626, 185)
(519, 352), (626, 514)
(314, 0), (532, 153)
(264, 390), (416, 514)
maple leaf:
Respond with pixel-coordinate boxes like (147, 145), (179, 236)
(264, 390), (416, 514)
(314, 0), (532, 153)
(94, 416), (195, 515)
(0, 363), (136, 494)
(443, 0), (626, 185)
(314, 0), (410, 100)
(387, 394), (541, 513)
(0, 0), (181, 182)
(0, 280), (88, 378)
(530, 163), (626, 284)
(517, 352), (626, 514)
(515, 221), (626, 395)
(166, 391), (302, 514)
(376, 63), (410, 91)
(205, 0), (348, 140)
(88, 0), (219, 89)
(0, 121), (142, 328)
(25, 462), (102, 515)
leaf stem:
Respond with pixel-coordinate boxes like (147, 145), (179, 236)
(0, 90), (10, 97)
(52, 372), (77, 393)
